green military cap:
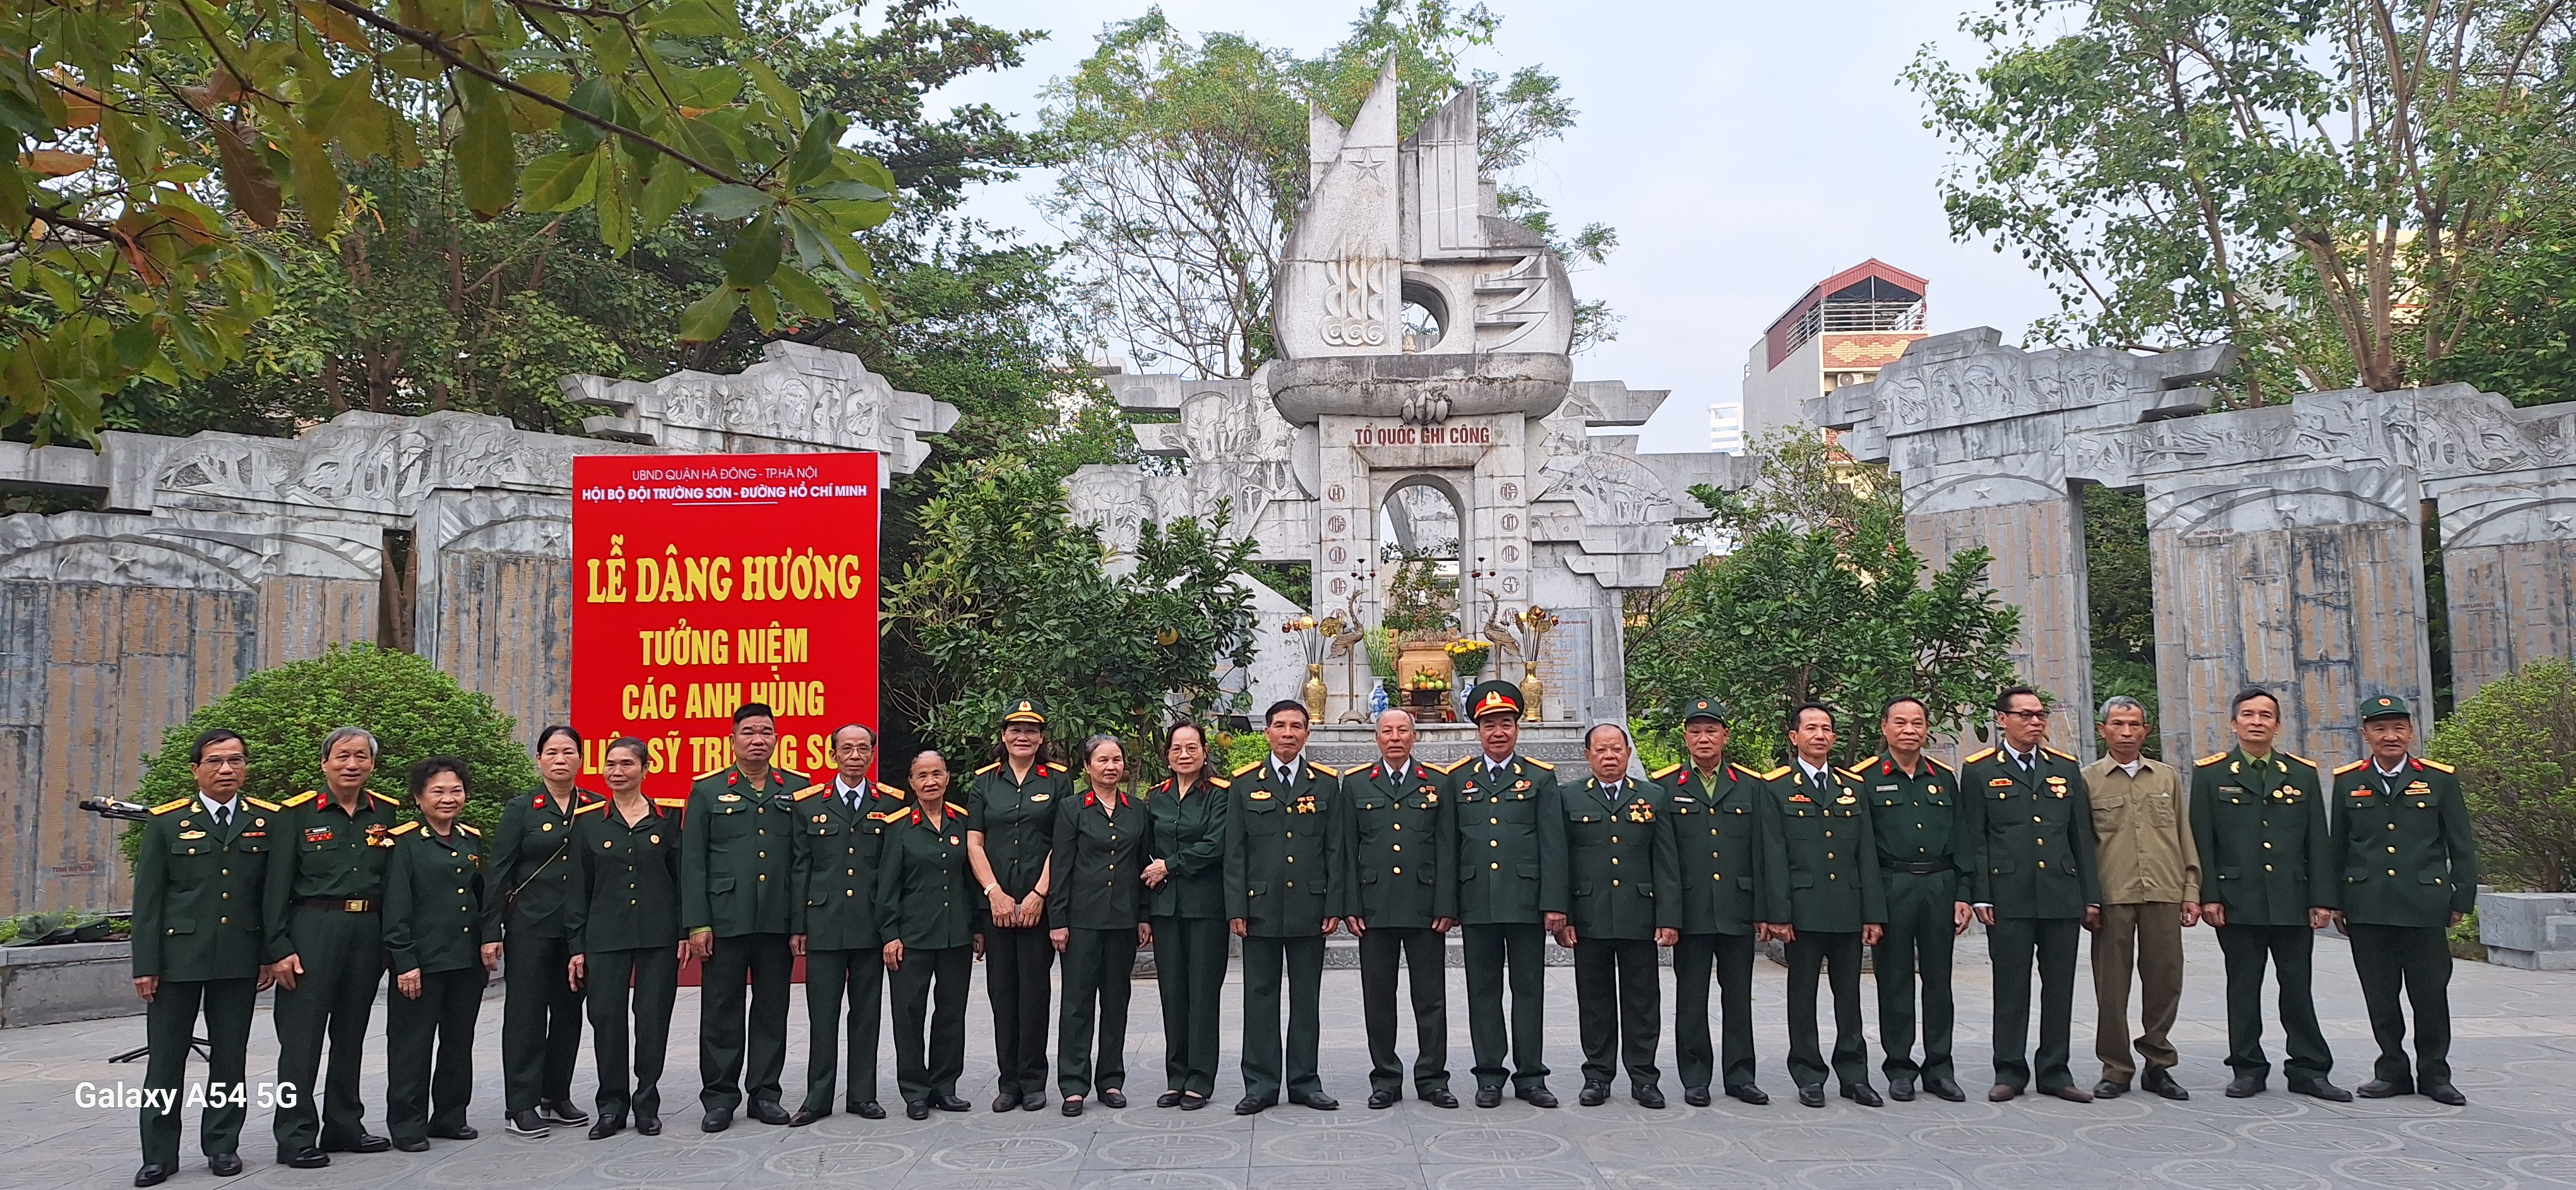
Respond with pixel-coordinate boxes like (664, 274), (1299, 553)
(2359, 694), (2411, 723)
(1001, 697), (1048, 725)
(1465, 680), (1524, 722)
(1678, 697), (1729, 725)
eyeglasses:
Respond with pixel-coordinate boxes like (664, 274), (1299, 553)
(195, 755), (249, 769)
(2000, 709), (2051, 720)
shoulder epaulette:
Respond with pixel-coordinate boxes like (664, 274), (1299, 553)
(2042, 747), (2077, 762)
(1308, 762), (1340, 778)
(573, 799), (607, 814)
(869, 807), (910, 822)
(1207, 776), (1231, 789)
(948, 802), (968, 815)
(1650, 762), (1682, 780)
(974, 761), (1001, 775)
(390, 820), (420, 836)
(1962, 748), (1998, 764)
(1761, 766), (1792, 781)
(695, 765), (730, 781)
(458, 823), (481, 837)
(1726, 762), (1755, 779)
(2284, 752), (2317, 769)
(2419, 759), (2455, 774)
(1927, 756), (1953, 773)
(1431, 757), (1469, 775)
(652, 796), (688, 808)
(282, 790), (318, 808)
(150, 797), (191, 815)
(1851, 754), (1880, 772)
(1524, 758), (1554, 770)
(2197, 752), (2229, 766)
(877, 783), (908, 800)
(371, 790), (402, 807)
(1840, 762), (1873, 779)
(2332, 759), (2369, 776)
(1232, 760), (1263, 778)
(792, 783), (830, 802)
(245, 796), (280, 812)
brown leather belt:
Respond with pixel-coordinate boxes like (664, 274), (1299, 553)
(299, 897), (378, 913)
(1879, 859), (1953, 875)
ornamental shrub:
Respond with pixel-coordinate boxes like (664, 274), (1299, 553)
(2429, 658), (2576, 892)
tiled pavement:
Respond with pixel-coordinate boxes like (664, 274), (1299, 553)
(6, 927), (2575, 1190)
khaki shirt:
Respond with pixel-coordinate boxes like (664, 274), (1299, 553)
(2080, 756), (2199, 905)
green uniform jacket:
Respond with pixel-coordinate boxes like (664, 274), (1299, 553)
(876, 803), (982, 949)
(681, 766), (797, 937)
(790, 778), (902, 950)
(1047, 788), (1149, 930)
(261, 788), (404, 963)
(1447, 754), (1568, 925)
(563, 796), (684, 953)
(491, 788), (600, 937)
(1146, 777), (1230, 919)
(1850, 754), (1964, 873)
(1960, 747), (2102, 918)
(1563, 777), (1681, 939)
(1653, 761), (1763, 935)
(967, 760), (1074, 910)
(2189, 748), (2336, 925)
(383, 822), (502, 976)
(1342, 759), (1458, 928)
(2330, 756), (2478, 927)
(1756, 764), (1888, 932)
(132, 795), (280, 980)
(1223, 758), (1347, 934)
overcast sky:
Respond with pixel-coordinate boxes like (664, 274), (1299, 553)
(914, 0), (2063, 455)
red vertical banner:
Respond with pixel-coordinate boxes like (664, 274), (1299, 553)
(571, 454), (881, 796)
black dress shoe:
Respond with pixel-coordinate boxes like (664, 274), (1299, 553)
(748, 1100), (791, 1125)
(1234, 1096), (1272, 1115)
(934, 1097), (972, 1112)
(1684, 1086), (1712, 1107)
(1061, 1097), (1084, 1117)
(1578, 1081), (1611, 1107)
(285, 1150), (330, 1170)
(1518, 1086), (1559, 1109)
(1474, 1086), (1504, 1109)
(1100, 1090), (1127, 1109)
(2094, 1079), (2130, 1098)
(1888, 1078), (1916, 1102)
(1179, 1094), (1209, 1112)
(428, 1125), (477, 1141)
(2357, 1078), (2412, 1099)
(135, 1163), (172, 1187)
(328, 1134), (391, 1154)
(2289, 1079), (2352, 1102)
(508, 1109), (549, 1138)
(701, 1107), (733, 1133)
(1632, 1086), (1666, 1109)
(1842, 1083), (1884, 1107)
(635, 1114), (661, 1136)
(1368, 1089), (1399, 1109)
(588, 1115), (625, 1140)
(1297, 1091), (1339, 1110)
(1925, 1078), (1967, 1103)
(2424, 1083), (2466, 1106)
(2226, 1073), (2265, 1098)
(788, 1109), (829, 1127)
(540, 1100), (590, 1126)
(208, 1154), (243, 1177)
(1797, 1084), (1827, 1109)
(992, 1092), (1018, 1113)
(392, 1138), (430, 1153)
(1423, 1088), (1460, 1109)
(2141, 1070), (2190, 1101)
(1020, 1091), (1047, 1112)
(854, 1101), (886, 1119)
(1726, 1083), (1770, 1106)
(1157, 1090), (1185, 1108)
(906, 1101), (930, 1121)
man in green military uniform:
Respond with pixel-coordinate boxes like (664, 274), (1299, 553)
(133, 729), (277, 1187)
(263, 726), (402, 1167)
(1561, 723), (1679, 1108)
(1225, 699), (1347, 1114)
(1344, 708), (1459, 1110)
(381, 759), (504, 1151)
(1857, 697), (1971, 1103)
(789, 724), (902, 1125)
(1961, 686), (2101, 1103)
(2190, 687), (2348, 1101)
(682, 703), (801, 1130)
(1654, 697), (1768, 1107)
(1758, 704), (1887, 1109)
(2331, 695), (2476, 1105)
(1449, 680), (1566, 1109)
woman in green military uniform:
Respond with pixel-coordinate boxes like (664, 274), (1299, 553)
(566, 736), (684, 1139)
(1143, 722), (1229, 1110)
(1049, 735), (1151, 1115)
(494, 724), (599, 1138)
(882, 750), (986, 1120)
(381, 757), (503, 1151)
(965, 699), (1071, 1111)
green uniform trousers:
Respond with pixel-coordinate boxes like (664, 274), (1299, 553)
(985, 925), (1054, 1098)
(1573, 937), (1662, 1091)
(1463, 923), (1552, 1091)
(1988, 915), (2081, 1091)
(1240, 934), (1325, 1102)
(2215, 923), (2332, 1083)
(1153, 916), (1227, 1098)
(2347, 923), (2452, 1088)
(501, 931), (583, 1113)
(698, 932), (791, 1112)
(140, 977), (256, 1167)
(1058, 927), (1138, 1098)
(1359, 925), (1450, 1096)
(585, 947), (678, 1121)
(801, 949), (885, 1113)
(1872, 870), (1957, 1082)
(385, 968), (485, 1143)
(1672, 931), (1756, 1091)
(271, 906), (385, 1154)
(890, 945), (972, 1104)
(1785, 930), (1869, 1090)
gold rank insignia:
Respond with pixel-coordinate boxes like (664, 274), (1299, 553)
(178, 829), (206, 840)
(1248, 790), (1273, 800)
(718, 793), (741, 802)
